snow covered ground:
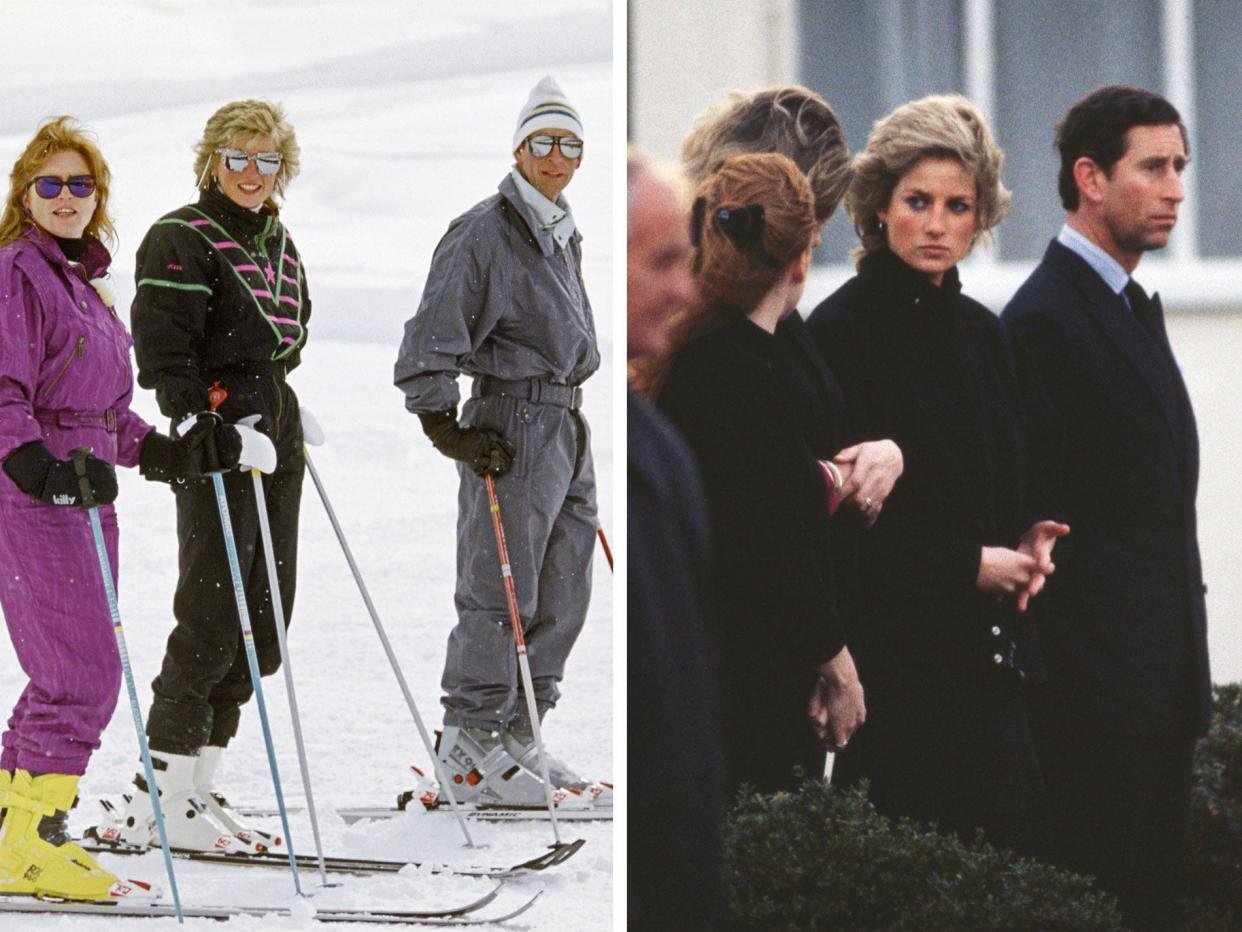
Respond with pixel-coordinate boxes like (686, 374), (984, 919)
(0, 2), (615, 929)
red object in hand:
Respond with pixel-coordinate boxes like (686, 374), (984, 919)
(207, 380), (228, 412)
(819, 460), (844, 516)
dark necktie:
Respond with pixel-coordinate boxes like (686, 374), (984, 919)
(1124, 278), (1167, 348)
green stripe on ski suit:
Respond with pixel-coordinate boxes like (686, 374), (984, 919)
(137, 278), (214, 294)
(154, 210), (306, 362)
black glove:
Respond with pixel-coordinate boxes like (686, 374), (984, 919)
(2, 442), (118, 507)
(139, 415), (243, 483)
(153, 376), (210, 421)
(418, 408), (517, 477)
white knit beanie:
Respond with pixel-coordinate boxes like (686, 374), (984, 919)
(512, 75), (584, 152)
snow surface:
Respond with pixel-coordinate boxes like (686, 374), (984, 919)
(0, 2), (614, 929)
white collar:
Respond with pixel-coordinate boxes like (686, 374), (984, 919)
(510, 167), (576, 249)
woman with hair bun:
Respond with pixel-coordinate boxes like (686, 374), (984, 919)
(807, 94), (1066, 856)
(657, 153), (864, 794)
(108, 99), (311, 854)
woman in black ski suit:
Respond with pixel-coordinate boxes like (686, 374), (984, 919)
(113, 99), (311, 854)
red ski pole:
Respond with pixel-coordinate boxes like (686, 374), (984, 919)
(597, 527), (613, 573)
(483, 474), (564, 845)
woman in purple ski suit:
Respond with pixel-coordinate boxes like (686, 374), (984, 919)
(0, 116), (238, 900)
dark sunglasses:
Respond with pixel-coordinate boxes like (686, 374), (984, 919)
(525, 134), (583, 159)
(216, 149), (283, 175)
(32, 175), (97, 199)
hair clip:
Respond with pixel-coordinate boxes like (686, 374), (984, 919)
(715, 204), (765, 248)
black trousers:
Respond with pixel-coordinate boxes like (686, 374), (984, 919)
(147, 381), (304, 754)
(1031, 722), (1196, 932)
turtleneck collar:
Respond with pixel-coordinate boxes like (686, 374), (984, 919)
(198, 184), (278, 234)
(859, 247), (963, 308)
(20, 225), (111, 279)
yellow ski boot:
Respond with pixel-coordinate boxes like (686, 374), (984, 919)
(0, 770), (151, 900)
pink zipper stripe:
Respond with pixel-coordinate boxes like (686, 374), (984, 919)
(252, 289), (272, 298)
(189, 219), (212, 227)
(234, 264), (261, 273)
(282, 254), (299, 267)
(213, 241), (242, 249)
(267, 315), (300, 326)
(281, 274), (298, 288)
(278, 295), (299, 307)
(280, 336), (297, 345)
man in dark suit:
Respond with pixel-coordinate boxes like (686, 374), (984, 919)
(1001, 85), (1210, 931)
(626, 153), (725, 932)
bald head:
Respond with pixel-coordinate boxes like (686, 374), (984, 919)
(627, 156), (697, 367)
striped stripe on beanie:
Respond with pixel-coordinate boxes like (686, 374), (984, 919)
(513, 75), (584, 152)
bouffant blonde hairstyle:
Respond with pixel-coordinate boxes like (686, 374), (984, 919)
(192, 99), (301, 208)
(847, 93), (1010, 263)
(681, 85), (851, 226)
(0, 116), (117, 249)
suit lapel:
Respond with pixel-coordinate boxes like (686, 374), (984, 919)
(1046, 241), (1183, 451)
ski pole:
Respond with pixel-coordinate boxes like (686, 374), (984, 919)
(597, 527), (613, 573)
(483, 473), (563, 846)
(250, 466), (328, 884)
(71, 448), (184, 924)
(194, 403), (301, 896)
(298, 412), (475, 848)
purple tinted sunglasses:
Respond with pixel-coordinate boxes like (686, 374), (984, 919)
(33, 175), (97, 199)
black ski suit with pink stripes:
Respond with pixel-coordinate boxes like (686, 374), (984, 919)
(131, 184), (311, 755)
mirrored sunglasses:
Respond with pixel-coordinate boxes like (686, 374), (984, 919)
(32, 175), (97, 199)
(216, 149), (283, 175)
(526, 135), (583, 159)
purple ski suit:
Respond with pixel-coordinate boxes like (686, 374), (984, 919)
(0, 228), (153, 775)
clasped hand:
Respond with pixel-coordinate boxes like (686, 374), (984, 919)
(975, 520), (1071, 611)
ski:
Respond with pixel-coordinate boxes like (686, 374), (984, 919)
(236, 802), (613, 823)
(82, 828), (586, 878)
(0, 886), (542, 925)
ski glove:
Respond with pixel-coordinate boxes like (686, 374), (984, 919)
(418, 408), (517, 477)
(138, 415), (243, 483)
(2, 441), (118, 507)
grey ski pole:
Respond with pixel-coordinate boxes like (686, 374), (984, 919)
(71, 449), (184, 924)
(299, 409), (475, 848)
(250, 465), (328, 884)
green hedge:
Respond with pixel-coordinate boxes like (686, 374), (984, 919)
(725, 779), (1121, 931)
(1185, 682), (1242, 931)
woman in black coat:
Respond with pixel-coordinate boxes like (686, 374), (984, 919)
(806, 94), (1067, 858)
(658, 153), (864, 795)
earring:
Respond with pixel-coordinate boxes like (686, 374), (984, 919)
(876, 219), (886, 232)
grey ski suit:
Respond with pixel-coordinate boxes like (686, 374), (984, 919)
(395, 173), (599, 731)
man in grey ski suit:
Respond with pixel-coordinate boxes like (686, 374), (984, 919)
(394, 76), (602, 804)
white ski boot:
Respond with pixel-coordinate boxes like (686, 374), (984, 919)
(193, 746), (281, 854)
(435, 726), (589, 809)
(502, 724), (613, 808)
(97, 752), (237, 853)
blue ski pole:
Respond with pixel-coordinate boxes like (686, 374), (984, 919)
(201, 412), (301, 896)
(70, 448), (184, 924)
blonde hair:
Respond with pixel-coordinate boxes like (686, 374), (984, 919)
(192, 99), (301, 208)
(681, 85), (851, 226)
(847, 93), (1010, 263)
(0, 116), (116, 249)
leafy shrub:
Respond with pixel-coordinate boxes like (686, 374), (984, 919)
(724, 779), (1121, 931)
(1184, 682), (1242, 931)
